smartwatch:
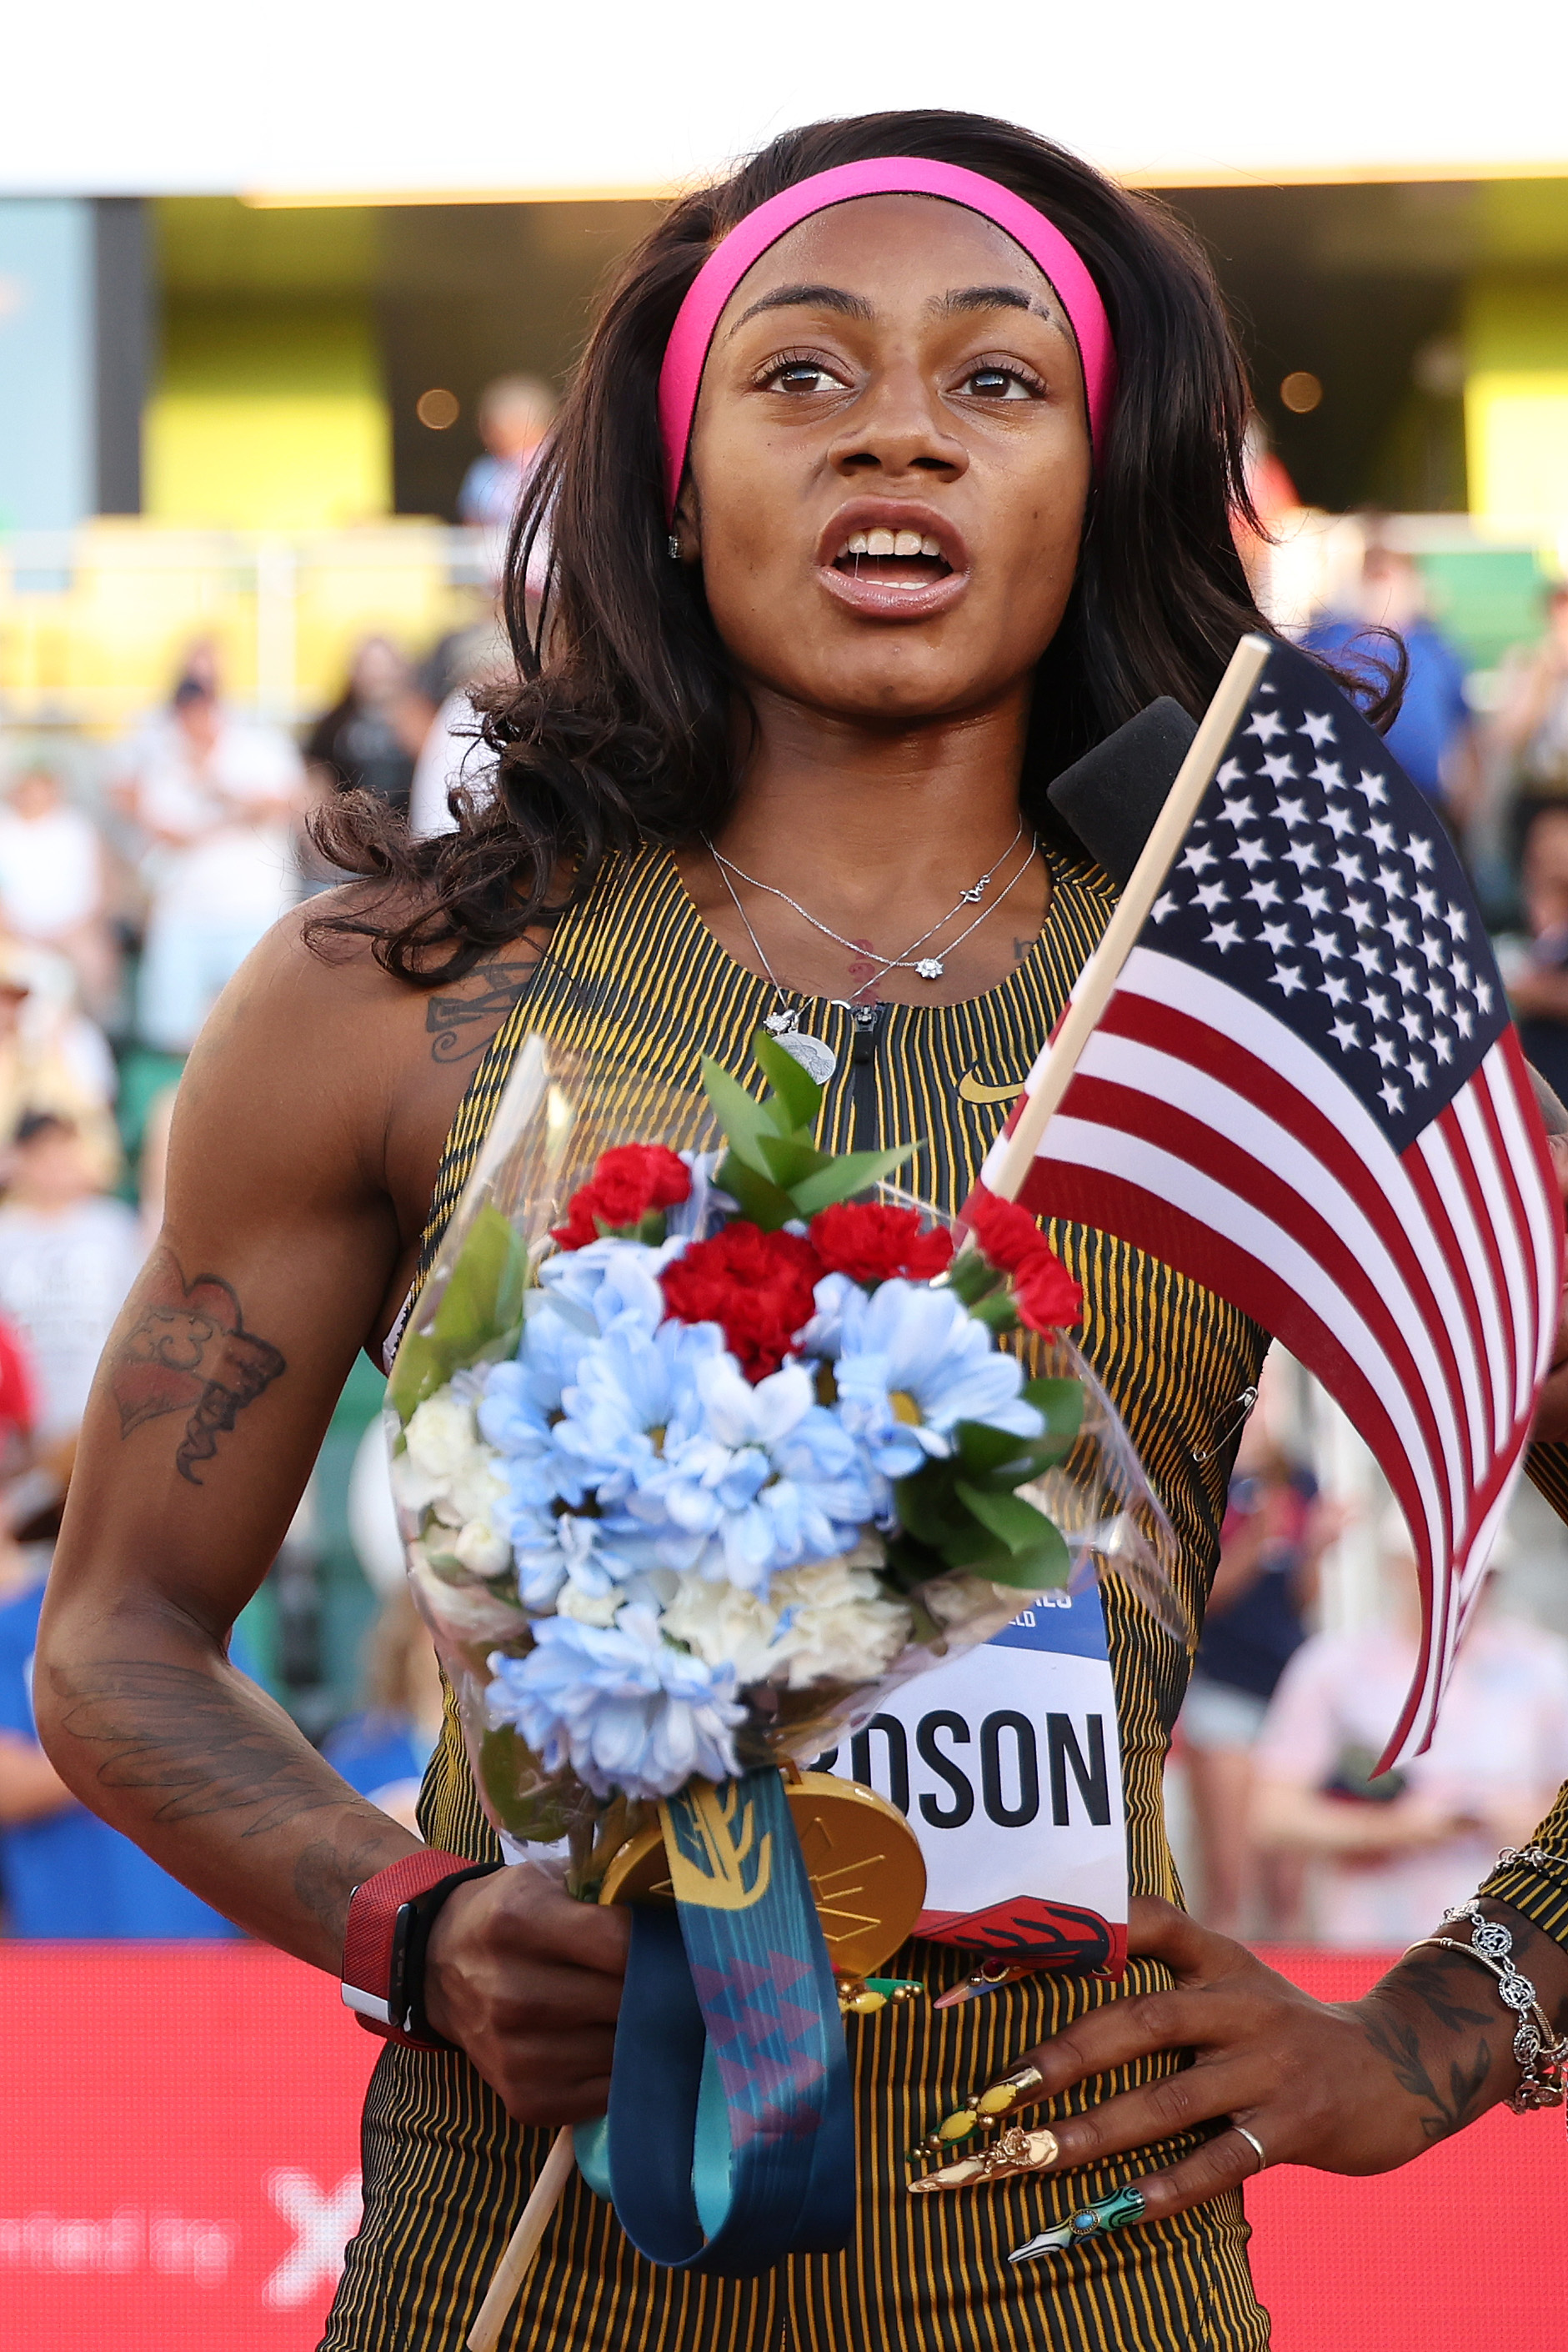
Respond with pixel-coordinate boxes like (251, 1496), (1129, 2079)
(342, 1851), (503, 2050)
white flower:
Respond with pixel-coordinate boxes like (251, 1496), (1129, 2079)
(453, 1518), (512, 1577)
(394, 1392), (509, 1527)
(557, 1583), (623, 1628)
(768, 1548), (910, 1688)
(659, 1539), (909, 1693)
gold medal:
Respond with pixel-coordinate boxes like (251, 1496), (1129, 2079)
(599, 1770), (926, 1978)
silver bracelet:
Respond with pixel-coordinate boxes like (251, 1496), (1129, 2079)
(1494, 1843), (1568, 1883)
(1405, 1898), (1568, 2115)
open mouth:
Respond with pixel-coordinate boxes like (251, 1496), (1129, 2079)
(832, 528), (954, 590)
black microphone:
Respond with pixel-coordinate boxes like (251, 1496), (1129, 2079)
(1044, 698), (1197, 886)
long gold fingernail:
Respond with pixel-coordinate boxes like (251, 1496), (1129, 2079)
(976, 2063), (1044, 2117)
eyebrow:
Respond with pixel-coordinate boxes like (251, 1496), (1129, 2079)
(729, 282), (875, 331)
(932, 283), (1053, 321)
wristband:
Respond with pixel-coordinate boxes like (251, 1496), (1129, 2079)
(342, 1851), (503, 2051)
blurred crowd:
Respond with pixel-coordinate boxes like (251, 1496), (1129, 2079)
(3, 405), (1568, 1947)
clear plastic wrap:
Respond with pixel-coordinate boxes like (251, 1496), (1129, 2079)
(386, 1031), (1182, 1899)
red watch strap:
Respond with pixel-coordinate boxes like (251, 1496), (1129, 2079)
(343, 1849), (473, 2041)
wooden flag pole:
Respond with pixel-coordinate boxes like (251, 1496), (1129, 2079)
(467, 2125), (576, 2352)
(987, 632), (1274, 1206)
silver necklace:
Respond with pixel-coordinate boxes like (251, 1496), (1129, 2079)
(710, 855), (842, 1081)
(708, 821), (1030, 982)
(706, 828), (1039, 1085)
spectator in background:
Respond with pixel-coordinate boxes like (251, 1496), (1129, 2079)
(0, 1113), (143, 1447)
(113, 669), (303, 1053)
(1503, 803), (1568, 1106)
(1177, 1424), (1340, 1935)
(1492, 581), (1568, 865)
(1253, 1520), (1568, 1948)
(323, 1587), (445, 1835)
(1305, 544), (1478, 827)
(0, 946), (119, 1187)
(304, 636), (433, 822)
(457, 373), (559, 542)
(0, 759), (118, 1023)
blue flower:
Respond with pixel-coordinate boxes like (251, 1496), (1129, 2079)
(486, 1606), (745, 1800)
(623, 1357), (875, 1589)
(832, 1277), (1043, 1480)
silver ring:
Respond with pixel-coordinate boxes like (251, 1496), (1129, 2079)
(1231, 2124), (1267, 2174)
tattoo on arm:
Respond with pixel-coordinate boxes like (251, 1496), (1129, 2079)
(111, 1250), (285, 1483)
(1360, 1988), (1495, 2144)
(426, 955), (540, 1064)
(49, 1660), (346, 1839)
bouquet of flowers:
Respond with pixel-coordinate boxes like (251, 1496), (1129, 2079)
(386, 1027), (1175, 1898)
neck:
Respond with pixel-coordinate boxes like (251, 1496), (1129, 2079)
(678, 680), (1050, 1008)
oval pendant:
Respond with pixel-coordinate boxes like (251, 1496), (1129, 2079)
(776, 1030), (837, 1084)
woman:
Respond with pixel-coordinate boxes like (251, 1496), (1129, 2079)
(35, 110), (1568, 2352)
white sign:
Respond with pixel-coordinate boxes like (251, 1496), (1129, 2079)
(822, 1585), (1127, 1969)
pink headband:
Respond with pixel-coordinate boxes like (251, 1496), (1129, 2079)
(657, 156), (1117, 519)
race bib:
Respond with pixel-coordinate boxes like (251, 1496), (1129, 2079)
(819, 1587), (1128, 1974)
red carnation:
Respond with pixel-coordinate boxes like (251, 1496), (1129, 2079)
(809, 1201), (954, 1286)
(659, 1222), (823, 1382)
(963, 1185), (1082, 1333)
(552, 1144), (692, 1251)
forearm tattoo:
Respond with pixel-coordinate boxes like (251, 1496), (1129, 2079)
(425, 955), (539, 1064)
(111, 1250), (285, 1483)
(48, 1660), (344, 1838)
(1360, 1945), (1513, 2144)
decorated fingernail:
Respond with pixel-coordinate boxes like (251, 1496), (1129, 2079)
(976, 2063), (1044, 2117)
(1008, 2183), (1147, 2264)
(909, 2128), (1060, 2194)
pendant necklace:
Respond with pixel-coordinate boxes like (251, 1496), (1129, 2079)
(704, 826), (1038, 1084)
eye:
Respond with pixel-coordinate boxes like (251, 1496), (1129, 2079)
(757, 351), (849, 395)
(956, 360), (1043, 401)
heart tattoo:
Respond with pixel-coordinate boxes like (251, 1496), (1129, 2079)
(113, 1252), (286, 1484)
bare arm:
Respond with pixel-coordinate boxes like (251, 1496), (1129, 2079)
(36, 928), (417, 1967)
(34, 912), (625, 2120)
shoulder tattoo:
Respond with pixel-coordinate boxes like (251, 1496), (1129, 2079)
(425, 955), (540, 1065)
(112, 1251), (286, 1485)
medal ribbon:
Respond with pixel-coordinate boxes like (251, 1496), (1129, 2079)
(579, 1768), (854, 2274)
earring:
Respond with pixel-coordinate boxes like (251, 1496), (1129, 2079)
(668, 534), (682, 561)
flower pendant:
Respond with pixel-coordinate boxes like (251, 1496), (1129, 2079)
(915, 957), (944, 980)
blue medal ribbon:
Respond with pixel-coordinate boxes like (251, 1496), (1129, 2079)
(577, 1768), (855, 2274)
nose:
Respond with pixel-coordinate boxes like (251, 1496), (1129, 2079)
(827, 360), (968, 483)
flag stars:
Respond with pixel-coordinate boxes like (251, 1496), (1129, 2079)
(1284, 840), (1320, 875)
(1368, 820), (1397, 855)
(1194, 880), (1230, 912)
(1262, 753), (1299, 786)
(1221, 795), (1257, 827)
(1300, 885), (1332, 917)
(1181, 842), (1218, 875)
(1311, 758), (1346, 790)
(1246, 875), (1283, 910)
(1310, 925), (1344, 960)
(1276, 795), (1310, 828)
(1319, 970), (1354, 1006)
(1300, 711), (1337, 747)
(1215, 758), (1249, 789)
(1442, 900), (1469, 937)
(1152, 891), (1181, 924)
(1353, 939), (1385, 976)
(1406, 837), (1436, 874)
(1406, 1053), (1431, 1090)
(1373, 1034), (1401, 1069)
(1330, 1016), (1362, 1051)
(1260, 919), (1296, 952)
(1335, 850), (1367, 885)
(1399, 1004), (1428, 1044)
(1234, 834), (1272, 871)
(1246, 709), (1287, 744)
(1269, 960), (1307, 998)
(1379, 1079), (1405, 1114)
(1377, 865), (1409, 900)
(1205, 920), (1244, 952)
(1323, 805), (1356, 840)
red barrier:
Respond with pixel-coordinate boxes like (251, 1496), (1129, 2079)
(0, 1943), (1560, 2347)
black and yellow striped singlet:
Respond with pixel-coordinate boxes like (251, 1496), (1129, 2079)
(323, 843), (1273, 2352)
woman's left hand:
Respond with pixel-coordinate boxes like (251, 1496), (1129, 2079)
(998, 1895), (1564, 2222)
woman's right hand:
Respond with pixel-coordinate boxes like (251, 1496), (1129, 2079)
(423, 1863), (630, 2124)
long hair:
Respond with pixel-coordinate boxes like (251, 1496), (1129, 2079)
(311, 109), (1380, 985)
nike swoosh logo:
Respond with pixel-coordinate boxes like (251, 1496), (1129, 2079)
(957, 1066), (1024, 1106)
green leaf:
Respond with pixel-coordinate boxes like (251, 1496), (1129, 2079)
(789, 1142), (915, 1216)
(385, 1328), (450, 1419)
(749, 1026), (823, 1131)
(755, 1132), (838, 1189)
(432, 1204), (528, 1347)
(954, 1480), (1061, 1557)
(954, 1418), (1036, 1477)
(714, 1148), (799, 1232)
(1023, 1377), (1085, 1448)
(699, 1056), (775, 1171)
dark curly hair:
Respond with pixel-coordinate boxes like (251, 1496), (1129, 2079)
(309, 108), (1391, 986)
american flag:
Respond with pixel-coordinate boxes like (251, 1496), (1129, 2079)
(982, 639), (1563, 1766)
